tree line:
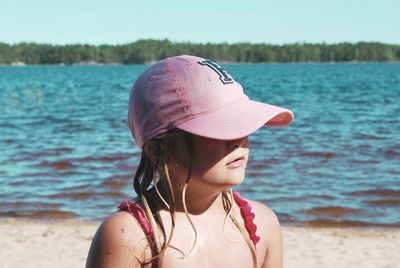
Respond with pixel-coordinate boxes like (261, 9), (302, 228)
(0, 39), (399, 64)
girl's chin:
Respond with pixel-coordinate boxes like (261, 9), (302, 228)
(214, 174), (246, 188)
(190, 169), (247, 189)
(228, 169), (247, 184)
(227, 176), (246, 187)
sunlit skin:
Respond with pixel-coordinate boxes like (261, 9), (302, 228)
(86, 134), (283, 268)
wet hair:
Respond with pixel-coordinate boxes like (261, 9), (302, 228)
(132, 129), (257, 267)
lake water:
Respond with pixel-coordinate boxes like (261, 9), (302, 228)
(1, 63), (399, 227)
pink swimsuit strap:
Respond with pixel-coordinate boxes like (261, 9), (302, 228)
(117, 201), (154, 237)
(118, 191), (260, 250)
(117, 201), (158, 267)
(232, 191), (261, 246)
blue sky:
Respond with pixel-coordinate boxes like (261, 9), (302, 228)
(1, 0), (399, 45)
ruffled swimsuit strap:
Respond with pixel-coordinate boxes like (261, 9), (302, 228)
(232, 192), (261, 247)
(118, 201), (158, 266)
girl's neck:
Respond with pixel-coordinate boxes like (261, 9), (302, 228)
(152, 179), (228, 216)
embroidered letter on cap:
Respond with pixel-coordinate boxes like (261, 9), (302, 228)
(198, 60), (234, 84)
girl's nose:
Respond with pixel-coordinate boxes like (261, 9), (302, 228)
(228, 136), (249, 150)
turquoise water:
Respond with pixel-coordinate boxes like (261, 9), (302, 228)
(1, 63), (399, 226)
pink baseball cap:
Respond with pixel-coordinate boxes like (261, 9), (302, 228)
(128, 55), (293, 148)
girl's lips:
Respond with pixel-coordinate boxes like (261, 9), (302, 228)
(226, 156), (246, 168)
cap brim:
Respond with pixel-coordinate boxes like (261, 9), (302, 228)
(176, 98), (293, 140)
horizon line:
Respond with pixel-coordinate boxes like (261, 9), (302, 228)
(2, 39), (400, 47)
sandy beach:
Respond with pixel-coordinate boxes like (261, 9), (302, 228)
(1, 218), (399, 268)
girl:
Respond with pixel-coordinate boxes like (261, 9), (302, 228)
(86, 55), (293, 268)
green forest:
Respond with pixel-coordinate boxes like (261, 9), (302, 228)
(1, 39), (399, 64)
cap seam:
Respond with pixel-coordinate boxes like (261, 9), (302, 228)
(166, 58), (192, 117)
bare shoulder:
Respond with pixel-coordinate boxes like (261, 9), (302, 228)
(246, 199), (283, 268)
(247, 199), (281, 233)
(85, 211), (150, 268)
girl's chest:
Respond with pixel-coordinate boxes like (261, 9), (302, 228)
(158, 223), (255, 268)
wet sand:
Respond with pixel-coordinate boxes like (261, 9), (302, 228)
(1, 218), (399, 268)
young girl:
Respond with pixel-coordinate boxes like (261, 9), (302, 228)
(86, 55), (293, 268)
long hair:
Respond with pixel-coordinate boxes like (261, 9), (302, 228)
(132, 129), (257, 267)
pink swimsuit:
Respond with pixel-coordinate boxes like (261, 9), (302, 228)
(118, 192), (260, 263)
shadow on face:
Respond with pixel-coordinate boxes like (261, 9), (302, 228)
(168, 134), (250, 189)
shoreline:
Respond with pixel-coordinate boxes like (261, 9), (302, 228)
(2, 215), (399, 228)
(1, 218), (399, 268)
